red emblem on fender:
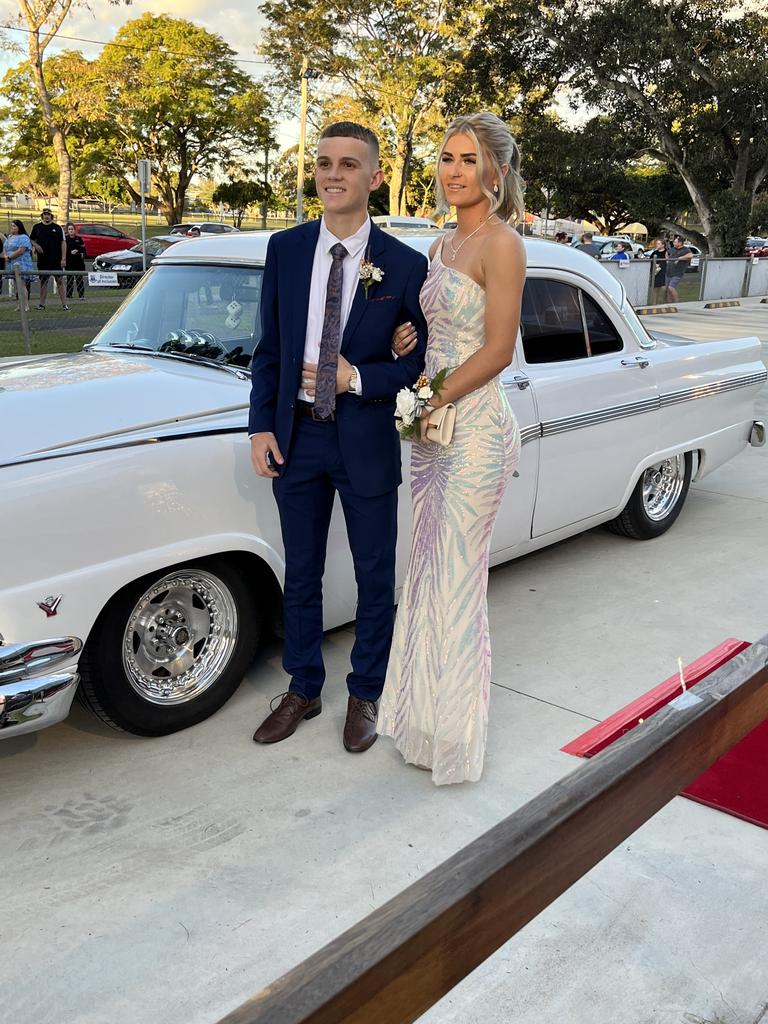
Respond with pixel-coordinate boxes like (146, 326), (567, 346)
(37, 595), (62, 617)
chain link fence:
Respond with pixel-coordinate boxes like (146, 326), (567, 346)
(0, 268), (143, 357)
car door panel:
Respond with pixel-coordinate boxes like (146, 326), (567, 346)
(523, 272), (660, 536)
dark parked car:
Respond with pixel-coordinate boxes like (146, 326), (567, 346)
(72, 222), (139, 258)
(92, 235), (181, 286)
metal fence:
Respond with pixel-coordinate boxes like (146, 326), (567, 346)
(603, 255), (768, 306)
(0, 267), (142, 357)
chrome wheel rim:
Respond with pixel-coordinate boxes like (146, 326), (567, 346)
(122, 569), (238, 706)
(642, 455), (686, 522)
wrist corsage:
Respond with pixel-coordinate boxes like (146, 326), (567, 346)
(395, 369), (449, 441)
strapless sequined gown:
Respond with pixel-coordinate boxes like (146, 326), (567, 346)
(378, 249), (520, 785)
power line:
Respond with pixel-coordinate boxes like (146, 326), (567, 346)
(0, 23), (276, 68)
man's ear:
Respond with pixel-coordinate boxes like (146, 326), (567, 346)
(370, 168), (385, 192)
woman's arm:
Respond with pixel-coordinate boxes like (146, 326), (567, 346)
(430, 228), (526, 409)
(6, 246), (24, 260)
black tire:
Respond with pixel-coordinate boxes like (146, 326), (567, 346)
(606, 452), (693, 540)
(78, 557), (261, 736)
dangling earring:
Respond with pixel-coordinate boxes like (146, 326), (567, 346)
(493, 183), (499, 194)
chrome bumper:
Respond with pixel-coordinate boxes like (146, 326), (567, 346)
(0, 637), (82, 737)
(750, 420), (765, 447)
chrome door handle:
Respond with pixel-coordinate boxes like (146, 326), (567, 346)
(621, 356), (650, 369)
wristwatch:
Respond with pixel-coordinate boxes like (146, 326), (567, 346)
(347, 367), (358, 393)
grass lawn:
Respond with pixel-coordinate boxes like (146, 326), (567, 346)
(0, 285), (127, 357)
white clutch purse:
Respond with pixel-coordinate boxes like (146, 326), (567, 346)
(426, 403), (456, 446)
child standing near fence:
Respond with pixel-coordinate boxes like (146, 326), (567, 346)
(65, 223), (87, 301)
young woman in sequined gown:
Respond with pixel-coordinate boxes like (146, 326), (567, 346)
(378, 113), (527, 785)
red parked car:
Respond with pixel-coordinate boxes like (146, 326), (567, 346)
(744, 237), (768, 258)
(72, 223), (139, 258)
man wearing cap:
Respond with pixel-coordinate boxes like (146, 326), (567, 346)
(30, 208), (68, 311)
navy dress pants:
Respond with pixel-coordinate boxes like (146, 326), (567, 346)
(273, 416), (398, 702)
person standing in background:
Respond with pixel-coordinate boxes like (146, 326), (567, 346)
(65, 223), (87, 301)
(645, 237), (669, 304)
(3, 219), (35, 311)
(576, 231), (602, 258)
(665, 235), (693, 302)
(30, 207), (68, 311)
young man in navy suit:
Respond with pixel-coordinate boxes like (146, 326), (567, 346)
(249, 122), (428, 752)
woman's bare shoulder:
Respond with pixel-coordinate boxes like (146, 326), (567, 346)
(484, 223), (525, 258)
(428, 236), (443, 260)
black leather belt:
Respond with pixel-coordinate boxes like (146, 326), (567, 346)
(296, 400), (334, 422)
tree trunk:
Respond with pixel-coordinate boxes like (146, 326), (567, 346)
(28, 42), (72, 224)
(388, 136), (413, 215)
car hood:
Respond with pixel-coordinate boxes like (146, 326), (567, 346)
(96, 247), (140, 261)
(0, 350), (249, 466)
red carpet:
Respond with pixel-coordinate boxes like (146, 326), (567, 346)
(563, 639), (768, 830)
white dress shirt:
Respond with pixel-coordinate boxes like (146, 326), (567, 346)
(298, 215), (369, 402)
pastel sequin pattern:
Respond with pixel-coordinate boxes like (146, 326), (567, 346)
(379, 248), (520, 785)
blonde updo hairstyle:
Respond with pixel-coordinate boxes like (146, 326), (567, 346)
(435, 111), (525, 225)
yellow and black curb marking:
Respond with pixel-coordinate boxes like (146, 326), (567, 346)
(635, 306), (679, 316)
(703, 300), (741, 309)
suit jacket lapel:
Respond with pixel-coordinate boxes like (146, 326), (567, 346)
(341, 220), (387, 350)
(290, 220), (321, 358)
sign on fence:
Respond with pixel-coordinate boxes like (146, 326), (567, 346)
(88, 271), (119, 287)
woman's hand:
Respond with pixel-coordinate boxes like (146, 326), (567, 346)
(419, 403), (433, 442)
(392, 321), (417, 358)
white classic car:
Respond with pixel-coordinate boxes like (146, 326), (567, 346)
(1, 232), (765, 740)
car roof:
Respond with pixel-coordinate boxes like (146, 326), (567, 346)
(155, 226), (625, 306)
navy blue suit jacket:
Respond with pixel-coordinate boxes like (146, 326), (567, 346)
(249, 219), (428, 497)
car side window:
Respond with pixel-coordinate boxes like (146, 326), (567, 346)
(582, 293), (623, 355)
(521, 279), (588, 363)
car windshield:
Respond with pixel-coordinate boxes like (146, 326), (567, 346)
(91, 263), (263, 368)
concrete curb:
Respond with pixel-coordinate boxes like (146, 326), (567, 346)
(635, 306), (679, 316)
(704, 300), (741, 309)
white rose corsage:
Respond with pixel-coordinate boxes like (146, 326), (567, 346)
(359, 258), (384, 298)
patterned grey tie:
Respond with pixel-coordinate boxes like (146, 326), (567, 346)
(313, 241), (348, 421)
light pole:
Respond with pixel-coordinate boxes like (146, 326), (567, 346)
(295, 59), (319, 224)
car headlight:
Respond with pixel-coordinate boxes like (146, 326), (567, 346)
(111, 264), (132, 271)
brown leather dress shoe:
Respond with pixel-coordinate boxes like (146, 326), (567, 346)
(252, 691), (322, 744)
(343, 696), (378, 753)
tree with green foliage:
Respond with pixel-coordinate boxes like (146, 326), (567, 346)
(14, 0), (126, 222)
(1, 49), (96, 200)
(212, 179), (271, 227)
(85, 14), (272, 225)
(521, 113), (688, 234)
(749, 196), (768, 236)
(260, 0), (475, 215)
(464, 0), (768, 254)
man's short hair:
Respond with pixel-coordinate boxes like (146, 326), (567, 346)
(41, 207), (52, 215)
(582, 232), (593, 241)
(319, 121), (379, 164)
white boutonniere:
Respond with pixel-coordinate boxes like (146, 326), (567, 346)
(359, 256), (384, 298)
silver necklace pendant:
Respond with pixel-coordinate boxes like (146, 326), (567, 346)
(448, 214), (496, 263)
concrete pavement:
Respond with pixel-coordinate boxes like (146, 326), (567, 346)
(1, 302), (767, 1024)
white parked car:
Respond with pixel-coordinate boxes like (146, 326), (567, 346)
(371, 215), (438, 229)
(1, 233), (764, 740)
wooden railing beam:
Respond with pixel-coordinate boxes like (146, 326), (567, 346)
(217, 636), (768, 1024)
